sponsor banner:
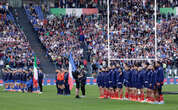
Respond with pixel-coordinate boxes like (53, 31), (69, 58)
(66, 8), (82, 17)
(164, 79), (167, 85)
(0, 80), (3, 86)
(168, 78), (174, 85)
(160, 8), (176, 15)
(82, 8), (98, 15)
(1, 78), (178, 86)
(50, 8), (66, 16)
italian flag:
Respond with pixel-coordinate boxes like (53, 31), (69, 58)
(50, 8), (98, 17)
(33, 56), (38, 88)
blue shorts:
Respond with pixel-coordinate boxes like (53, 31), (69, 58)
(132, 82), (138, 88)
(117, 82), (123, 88)
(100, 83), (104, 88)
(16, 80), (20, 83)
(130, 83), (133, 88)
(148, 84), (156, 90)
(124, 82), (130, 87)
(4, 81), (8, 83)
(21, 81), (26, 84)
(109, 83), (113, 88)
(155, 84), (163, 90)
(58, 80), (64, 85)
(9, 80), (14, 83)
(97, 83), (102, 87)
(144, 82), (149, 88)
(136, 83), (144, 89)
(117, 84), (123, 89)
(104, 82), (109, 88)
(111, 81), (116, 87)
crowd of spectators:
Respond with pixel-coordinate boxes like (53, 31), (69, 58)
(58, 0), (105, 8)
(39, 16), (83, 67)
(24, 4), (44, 31)
(109, 0), (155, 59)
(25, 4), (108, 70)
(23, 1), (177, 76)
(156, 0), (178, 76)
(157, 0), (178, 8)
(0, 7), (40, 70)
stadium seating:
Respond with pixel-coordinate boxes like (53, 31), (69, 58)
(24, 4), (108, 69)
(0, 6), (40, 69)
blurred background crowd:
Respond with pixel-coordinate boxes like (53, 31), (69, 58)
(0, 0), (177, 79)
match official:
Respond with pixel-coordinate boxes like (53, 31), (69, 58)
(38, 70), (44, 93)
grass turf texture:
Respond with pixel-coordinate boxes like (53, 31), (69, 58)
(0, 85), (178, 110)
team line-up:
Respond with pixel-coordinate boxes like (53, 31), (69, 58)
(97, 61), (164, 104)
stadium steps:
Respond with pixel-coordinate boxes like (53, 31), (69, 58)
(11, 8), (57, 75)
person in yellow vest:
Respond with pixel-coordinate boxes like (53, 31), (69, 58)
(56, 69), (65, 95)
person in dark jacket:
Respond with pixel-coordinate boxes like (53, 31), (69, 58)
(97, 68), (104, 98)
(155, 61), (165, 104)
(72, 70), (80, 98)
(38, 70), (44, 93)
(123, 64), (131, 100)
(115, 65), (124, 99)
(72, 68), (86, 98)
(64, 70), (70, 95)
(80, 68), (87, 97)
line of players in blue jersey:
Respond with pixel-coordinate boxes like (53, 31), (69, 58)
(97, 61), (164, 104)
(2, 68), (35, 92)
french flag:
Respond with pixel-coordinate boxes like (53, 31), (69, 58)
(68, 52), (76, 90)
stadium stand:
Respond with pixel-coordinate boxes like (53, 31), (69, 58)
(0, 0), (177, 78)
(0, 4), (40, 70)
(109, 0), (155, 59)
(24, 3), (109, 73)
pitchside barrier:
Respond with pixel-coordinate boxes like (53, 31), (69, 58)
(0, 78), (178, 86)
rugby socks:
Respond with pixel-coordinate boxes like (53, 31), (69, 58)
(130, 93), (134, 101)
(160, 95), (164, 102)
(110, 91), (114, 98)
(125, 92), (129, 99)
(104, 89), (108, 98)
(120, 93), (123, 99)
(115, 91), (119, 98)
(150, 96), (155, 102)
(156, 97), (160, 102)
(141, 93), (144, 101)
(135, 94), (138, 101)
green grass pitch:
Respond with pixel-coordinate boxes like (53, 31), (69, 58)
(0, 85), (178, 110)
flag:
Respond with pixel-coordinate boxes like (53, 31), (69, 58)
(50, 8), (98, 17)
(33, 56), (38, 88)
(68, 52), (76, 90)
